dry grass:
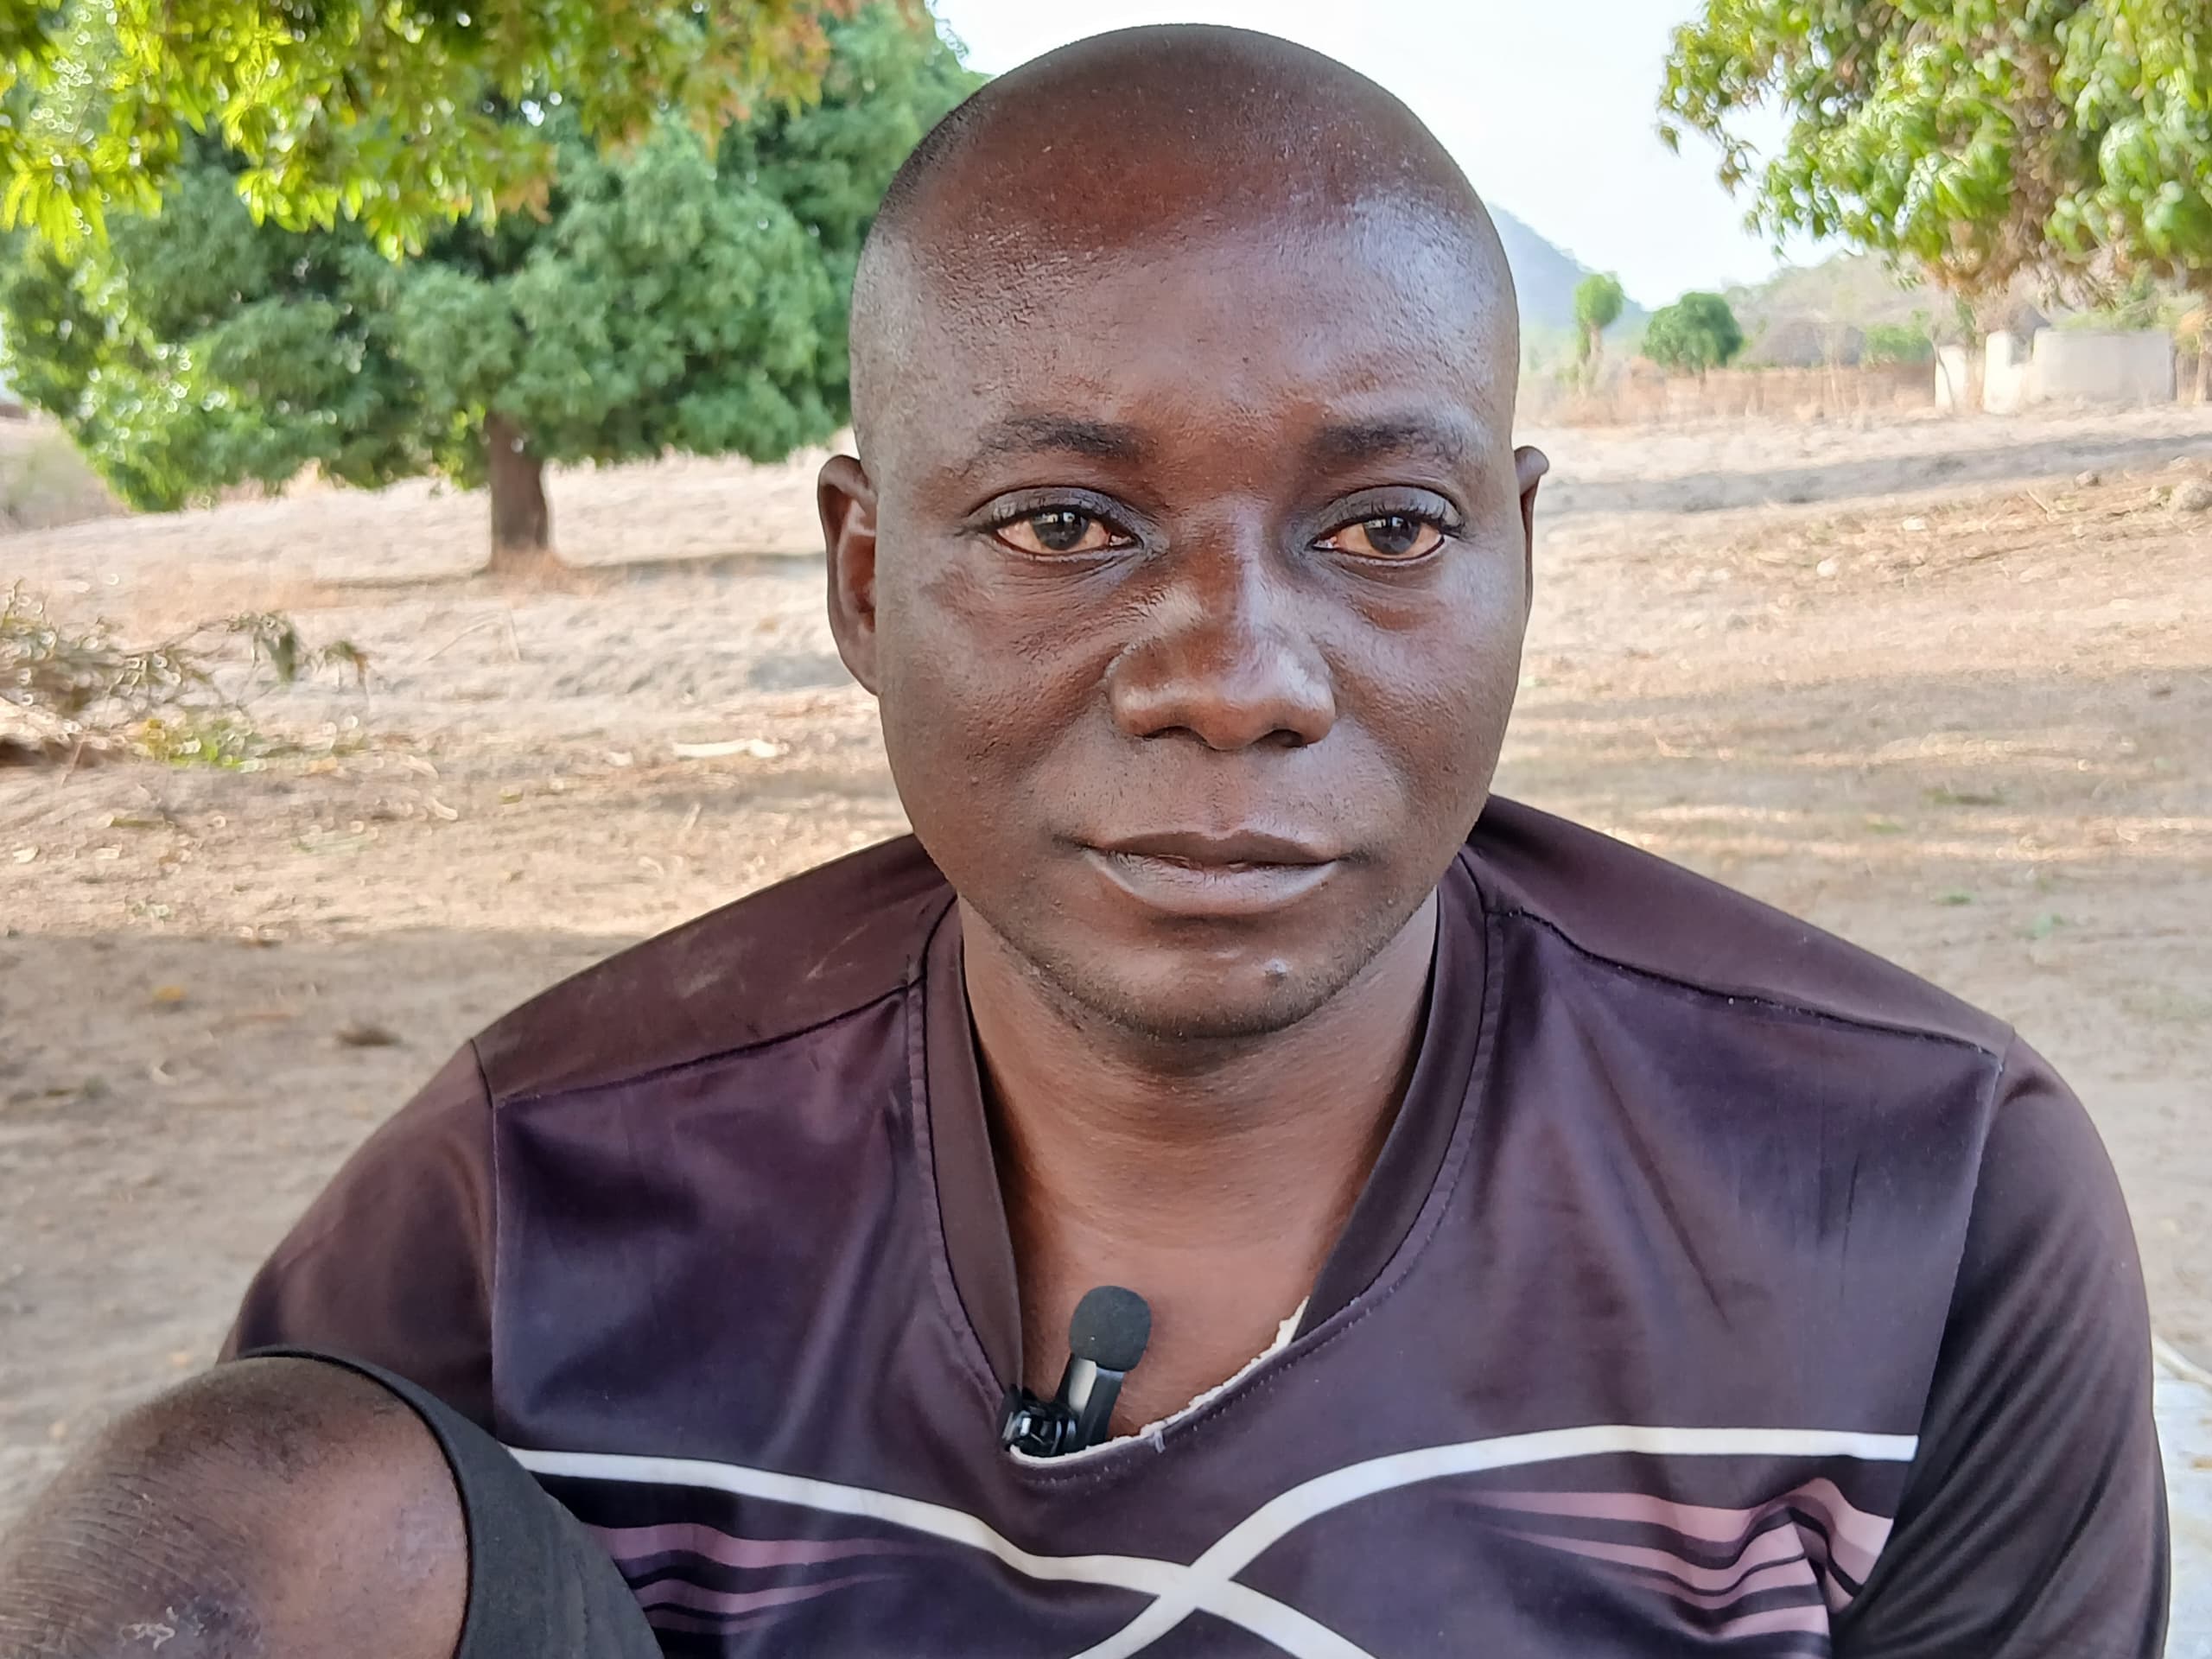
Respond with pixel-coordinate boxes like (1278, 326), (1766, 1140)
(1523, 362), (1939, 428)
(0, 582), (368, 765)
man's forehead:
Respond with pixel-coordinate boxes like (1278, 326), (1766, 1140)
(904, 190), (1501, 319)
(942, 405), (1500, 499)
(870, 213), (1514, 476)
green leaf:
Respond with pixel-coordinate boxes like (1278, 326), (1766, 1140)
(1663, 0), (2212, 296)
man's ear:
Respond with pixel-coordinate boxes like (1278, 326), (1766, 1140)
(1513, 445), (1549, 613)
(819, 453), (881, 695)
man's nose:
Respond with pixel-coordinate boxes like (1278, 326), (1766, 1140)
(1103, 540), (1337, 751)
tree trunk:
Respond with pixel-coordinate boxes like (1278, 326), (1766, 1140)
(485, 412), (558, 578)
(2188, 292), (2210, 405)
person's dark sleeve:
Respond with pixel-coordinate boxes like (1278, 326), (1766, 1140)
(220, 1044), (498, 1428)
(1835, 1036), (2167, 1656)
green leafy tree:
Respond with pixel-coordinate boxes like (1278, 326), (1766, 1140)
(1573, 271), (1626, 369)
(1643, 291), (1745, 380)
(0, 0), (875, 253)
(1658, 1), (2211, 350)
(0, 5), (978, 574)
(2049, 3), (2211, 292)
(1861, 322), (1935, 366)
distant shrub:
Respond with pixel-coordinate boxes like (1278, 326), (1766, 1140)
(1644, 293), (1745, 379)
(1861, 324), (1936, 365)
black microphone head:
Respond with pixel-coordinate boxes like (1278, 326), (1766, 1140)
(1068, 1286), (1152, 1372)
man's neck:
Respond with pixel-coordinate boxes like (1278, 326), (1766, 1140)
(962, 893), (1439, 1429)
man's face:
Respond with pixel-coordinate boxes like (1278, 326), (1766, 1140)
(828, 212), (1539, 1041)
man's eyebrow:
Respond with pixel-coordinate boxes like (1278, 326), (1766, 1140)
(1303, 416), (1482, 474)
(969, 416), (1152, 465)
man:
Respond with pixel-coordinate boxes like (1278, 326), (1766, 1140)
(0, 25), (2166, 1659)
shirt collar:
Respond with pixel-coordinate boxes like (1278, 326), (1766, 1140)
(920, 851), (1489, 1388)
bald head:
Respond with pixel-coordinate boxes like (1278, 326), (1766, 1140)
(849, 25), (1519, 458)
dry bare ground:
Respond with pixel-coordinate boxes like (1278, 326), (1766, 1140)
(3, 404), (2210, 1526)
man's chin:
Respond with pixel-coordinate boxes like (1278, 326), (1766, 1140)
(1038, 952), (1352, 1048)
(963, 878), (1434, 1052)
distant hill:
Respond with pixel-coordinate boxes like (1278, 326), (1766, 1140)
(1491, 207), (1644, 365)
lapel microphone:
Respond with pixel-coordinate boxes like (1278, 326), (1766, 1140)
(998, 1285), (1153, 1457)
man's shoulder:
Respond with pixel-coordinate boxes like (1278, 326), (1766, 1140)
(1467, 797), (2010, 1059)
(473, 836), (950, 1106)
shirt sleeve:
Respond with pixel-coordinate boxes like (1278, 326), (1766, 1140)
(220, 1043), (499, 1428)
(1835, 1036), (2168, 1656)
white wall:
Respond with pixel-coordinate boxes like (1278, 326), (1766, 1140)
(1984, 334), (2031, 414)
(2030, 329), (2176, 405)
(1963, 328), (2177, 412)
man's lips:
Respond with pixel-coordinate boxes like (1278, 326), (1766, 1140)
(1077, 830), (1342, 918)
(1093, 829), (1338, 866)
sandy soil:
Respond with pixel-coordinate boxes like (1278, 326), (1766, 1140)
(3, 403), (2210, 1522)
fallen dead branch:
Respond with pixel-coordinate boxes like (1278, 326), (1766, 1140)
(0, 582), (368, 767)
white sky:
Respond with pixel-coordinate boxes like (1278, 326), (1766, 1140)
(932, 0), (1821, 308)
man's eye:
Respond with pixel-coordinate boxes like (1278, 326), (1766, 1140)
(1319, 513), (1447, 561)
(993, 508), (1125, 556)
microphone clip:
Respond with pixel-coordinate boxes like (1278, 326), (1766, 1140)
(995, 1285), (1152, 1459)
(997, 1384), (1089, 1458)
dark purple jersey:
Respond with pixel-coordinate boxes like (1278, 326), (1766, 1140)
(226, 798), (2165, 1657)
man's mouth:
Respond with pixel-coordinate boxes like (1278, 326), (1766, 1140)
(1078, 830), (1341, 918)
